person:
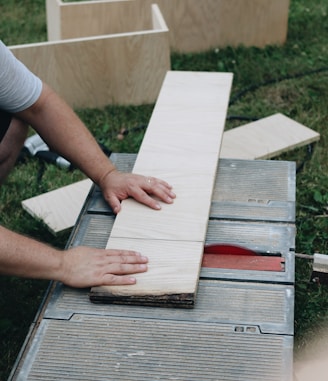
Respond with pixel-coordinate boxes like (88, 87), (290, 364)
(0, 40), (176, 288)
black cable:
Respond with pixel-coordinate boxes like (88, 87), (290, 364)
(36, 158), (46, 187)
(20, 140), (112, 185)
(225, 66), (327, 173)
(226, 115), (259, 122)
(229, 66), (328, 106)
(296, 143), (315, 174)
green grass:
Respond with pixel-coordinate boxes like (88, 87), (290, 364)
(1, 0), (328, 378)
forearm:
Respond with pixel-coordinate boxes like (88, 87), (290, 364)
(14, 82), (176, 213)
(15, 83), (116, 186)
(0, 225), (63, 281)
(0, 225), (149, 287)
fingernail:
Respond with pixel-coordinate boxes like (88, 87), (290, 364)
(135, 253), (148, 261)
(155, 203), (161, 210)
(139, 264), (147, 270)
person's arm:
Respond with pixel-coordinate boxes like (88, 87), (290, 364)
(0, 225), (148, 287)
(15, 83), (176, 213)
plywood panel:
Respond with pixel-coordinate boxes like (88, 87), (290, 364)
(21, 179), (92, 235)
(150, 0), (290, 52)
(47, 0), (290, 52)
(59, 0), (152, 40)
(90, 71), (233, 306)
(10, 4), (170, 108)
(90, 238), (203, 306)
(220, 113), (320, 160)
(46, 0), (61, 41)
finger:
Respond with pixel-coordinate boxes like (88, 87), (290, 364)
(145, 177), (176, 202)
(122, 177), (173, 209)
(145, 176), (174, 192)
(131, 189), (163, 210)
(152, 185), (176, 204)
(101, 274), (138, 286)
(104, 251), (148, 264)
(109, 262), (148, 275)
(105, 194), (122, 214)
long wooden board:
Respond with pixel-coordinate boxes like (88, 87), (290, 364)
(90, 71), (233, 307)
(220, 113), (320, 160)
(21, 179), (92, 235)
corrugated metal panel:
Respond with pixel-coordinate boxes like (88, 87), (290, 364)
(213, 159), (296, 203)
(211, 159), (295, 222)
(68, 214), (114, 249)
(205, 219), (295, 253)
(16, 316), (293, 381)
(203, 219), (295, 283)
(44, 280), (294, 335)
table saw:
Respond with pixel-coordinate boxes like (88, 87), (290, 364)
(9, 154), (296, 381)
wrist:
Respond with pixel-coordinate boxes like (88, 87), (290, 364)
(97, 165), (117, 190)
(50, 249), (67, 283)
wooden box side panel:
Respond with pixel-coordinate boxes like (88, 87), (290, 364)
(141, 0), (290, 52)
(10, 33), (170, 108)
(10, 7), (170, 108)
(46, 0), (62, 41)
(47, 0), (153, 41)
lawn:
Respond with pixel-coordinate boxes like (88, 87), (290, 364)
(1, 0), (328, 379)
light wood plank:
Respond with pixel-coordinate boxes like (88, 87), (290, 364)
(21, 179), (92, 235)
(111, 71), (232, 242)
(220, 113), (320, 160)
(90, 71), (233, 307)
(91, 238), (203, 297)
(108, 172), (216, 242)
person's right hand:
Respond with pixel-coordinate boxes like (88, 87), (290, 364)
(59, 246), (148, 288)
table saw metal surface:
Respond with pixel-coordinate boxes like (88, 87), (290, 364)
(10, 154), (296, 381)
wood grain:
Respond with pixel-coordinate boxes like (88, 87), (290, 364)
(10, 4), (169, 108)
(220, 113), (320, 160)
(90, 238), (203, 307)
(21, 179), (92, 235)
(47, 0), (290, 53)
(147, 0), (290, 52)
(90, 71), (233, 307)
(46, 0), (153, 41)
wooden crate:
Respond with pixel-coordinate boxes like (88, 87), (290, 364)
(46, 0), (153, 41)
(47, 0), (290, 52)
(9, 3), (170, 108)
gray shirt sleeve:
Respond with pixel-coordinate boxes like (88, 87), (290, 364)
(0, 40), (43, 113)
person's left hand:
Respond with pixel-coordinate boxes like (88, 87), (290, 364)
(99, 169), (176, 214)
